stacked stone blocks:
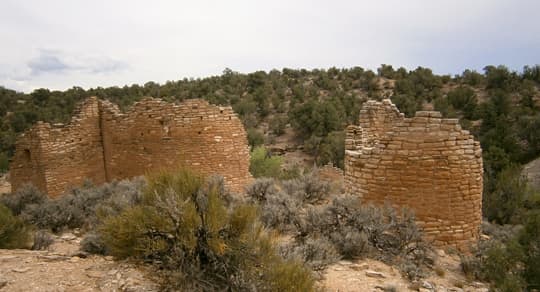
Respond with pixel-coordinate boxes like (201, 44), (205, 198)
(344, 99), (483, 249)
(11, 97), (252, 197)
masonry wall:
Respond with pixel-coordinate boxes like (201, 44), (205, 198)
(11, 97), (252, 197)
(99, 98), (252, 193)
(11, 97), (106, 198)
(344, 99), (483, 249)
(10, 125), (48, 195)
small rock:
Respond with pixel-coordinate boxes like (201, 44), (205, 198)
(448, 288), (463, 292)
(61, 233), (77, 241)
(69, 257), (79, 263)
(12, 267), (30, 273)
(37, 255), (70, 261)
(480, 234), (490, 241)
(108, 269), (118, 276)
(365, 270), (386, 278)
(0, 255), (17, 262)
(87, 271), (103, 278)
(105, 256), (114, 261)
(419, 288), (432, 292)
(350, 263), (369, 271)
(70, 251), (89, 258)
(471, 282), (485, 288)
(436, 249), (446, 257)
(422, 280), (434, 290)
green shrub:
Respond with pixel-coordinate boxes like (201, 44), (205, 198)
(247, 127), (264, 148)
(99, 168), (315, 291)
(282, 172), (331, 204)
(447, 86), (477, 119)
(294, 195), (433, 279)
(280, 236), (341, 270)
(81, 232), (108, 255)
(0, 204), (32, 249)
(460, 218), (540, 291)
(249, 146), (283, 178)
(519, 211), (540, 290)
(484, 165), (529, 224)
(270, 115), (288, 136)
(21, 178), (144, 232)
(0, 184), (46, 215)
(31, 229), (53, 250)
(0, 152), (8, 173)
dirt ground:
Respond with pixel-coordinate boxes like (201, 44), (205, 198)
(320, 251), (489, 292)
(524, 157), (540, 191)
(0, 234), (159, 292)
(0, 174), (10, 194)
(0, 232), (489, 292)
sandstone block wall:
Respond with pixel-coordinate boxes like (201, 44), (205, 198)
(99, 98), (252, 193)
(11, 98), (106, 198)
(11, 97), (252, 197)
(344, 99), (483, 249)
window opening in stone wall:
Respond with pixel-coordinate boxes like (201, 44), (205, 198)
(160, 119), (171, 138)
(23, 149), (31, 162)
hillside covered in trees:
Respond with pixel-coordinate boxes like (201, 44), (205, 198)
(2, 65), (540, 215)
(2, 64), (540, 290)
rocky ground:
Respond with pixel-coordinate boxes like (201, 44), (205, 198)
(0, 231), (489, 292)
(0, 233), (159, 292)
(524, 157), (540, 191)
(0, 174), (10, 195)
(320, 252), (488, 292)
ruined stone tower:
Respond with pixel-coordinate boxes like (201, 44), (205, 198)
(10, 97), (252, 197)
(344, 99), (483, 249)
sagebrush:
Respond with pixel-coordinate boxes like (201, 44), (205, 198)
(99, 168), (315, 291)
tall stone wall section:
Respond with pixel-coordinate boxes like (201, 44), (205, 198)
(11, 98), (106, 198)
(344, 99), (483, 249)
(99, 98), (252, 193)
(11, 97), (252, 197)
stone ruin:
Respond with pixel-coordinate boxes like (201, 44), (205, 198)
(10, 97), (252, 197)
(344, 99), (483, 249)
(10, 96), (483, 249)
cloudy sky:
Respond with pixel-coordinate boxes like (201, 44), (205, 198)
(1, 0), (539, 93)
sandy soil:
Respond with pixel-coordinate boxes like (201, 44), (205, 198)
(0, 234), (159, 292)
(320, 250), (489, 292)
(0, 174), (10, 194)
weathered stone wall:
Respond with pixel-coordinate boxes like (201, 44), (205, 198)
(11, 97), (252, 197)
(99, 98), (252, 193)
(317, 164), (344, 183)
(11, 98), (106, 198)
(316, 164), (344, 191)
(345, 99), (483, 249)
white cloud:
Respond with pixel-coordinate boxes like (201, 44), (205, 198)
(0, 0), (539, 92)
